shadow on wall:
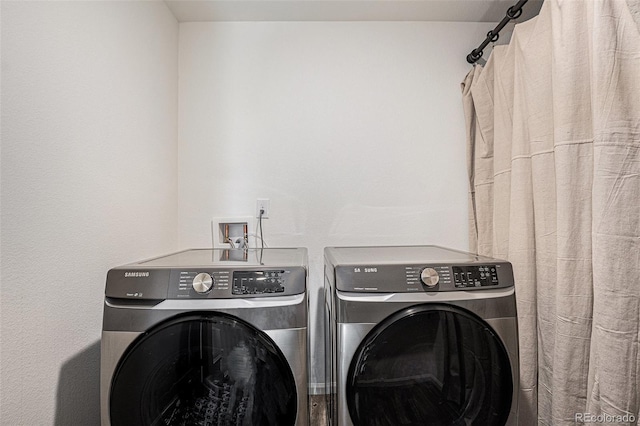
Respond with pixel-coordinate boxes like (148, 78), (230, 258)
(55, 340), (101, 426)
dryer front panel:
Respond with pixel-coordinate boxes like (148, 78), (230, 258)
(108, 312), (297, 426)
(344, 304), (513, 426)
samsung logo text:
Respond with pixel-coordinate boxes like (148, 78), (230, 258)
(124, 272), (150, 278)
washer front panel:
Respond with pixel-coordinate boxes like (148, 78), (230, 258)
(109, 313), (297, 426)
(102, 293), (307, 332)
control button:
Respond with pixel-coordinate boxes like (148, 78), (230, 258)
(420, 268), (440, 287)
(192, 273), (214, 294)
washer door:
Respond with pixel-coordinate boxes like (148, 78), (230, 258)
(109, 313), (297, 426)
(347, 304), (513, 426)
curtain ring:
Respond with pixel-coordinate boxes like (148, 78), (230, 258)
(487, 31), (499, 43)
(506, 6), (523, 19)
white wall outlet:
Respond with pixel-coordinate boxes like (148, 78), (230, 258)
(211, 217), (254, 248)
(256, 199), (270, 219)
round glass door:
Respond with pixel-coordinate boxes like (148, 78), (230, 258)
(110, 313), (297, 426)
(347, 304), (512, 426)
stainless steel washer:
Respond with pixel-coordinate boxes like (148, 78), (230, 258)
(101, 248), (308, 426)
(324, 246), (519, 426)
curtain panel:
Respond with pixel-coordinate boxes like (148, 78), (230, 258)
(462, 1), (640, 425)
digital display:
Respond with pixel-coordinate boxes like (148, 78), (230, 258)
(232, 270), (285, 295)
(453, 265), (498, 288)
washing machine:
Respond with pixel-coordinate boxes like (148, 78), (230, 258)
(101, 248), (308, 426)
(324, 246), (519, 426)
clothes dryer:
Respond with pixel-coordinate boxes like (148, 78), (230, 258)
(101, 248), (308, 426)
(324, 246), (518, 426)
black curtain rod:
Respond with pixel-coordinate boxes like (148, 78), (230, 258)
(466, 0), (528, 64)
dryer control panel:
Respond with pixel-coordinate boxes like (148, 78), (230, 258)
(452, 265), (499, 288)
(335, 263), (513, 293)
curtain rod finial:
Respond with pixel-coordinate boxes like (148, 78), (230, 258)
(467, 50), (483, 64)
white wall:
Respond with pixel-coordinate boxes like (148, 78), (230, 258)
(0, 2), (178, 424)
(178, 21), (490, 390)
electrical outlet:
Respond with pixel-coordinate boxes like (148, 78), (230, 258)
(256, 199), (270, 219)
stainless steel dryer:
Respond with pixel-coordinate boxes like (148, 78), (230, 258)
(324, 246), (519, 426)
(101, 248), (308, 426)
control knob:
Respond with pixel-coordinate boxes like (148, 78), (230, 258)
(420, 268), (440, 288)
(192, 273), (214, 293)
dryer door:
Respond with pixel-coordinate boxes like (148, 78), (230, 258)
(347, 304), (512, 426)
(109, 313), (297, 426)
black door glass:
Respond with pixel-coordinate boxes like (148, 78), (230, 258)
(110, 313), (297, 426)
(347, 304), (512, 426)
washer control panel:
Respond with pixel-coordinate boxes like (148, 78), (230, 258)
(175, 270), (230, 296)
(232, 270), (285, 295)
(105, 248), (307, 300)
(165, 267), (306, 299)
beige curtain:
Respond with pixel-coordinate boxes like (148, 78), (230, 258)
(462, 1), (640, 425)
